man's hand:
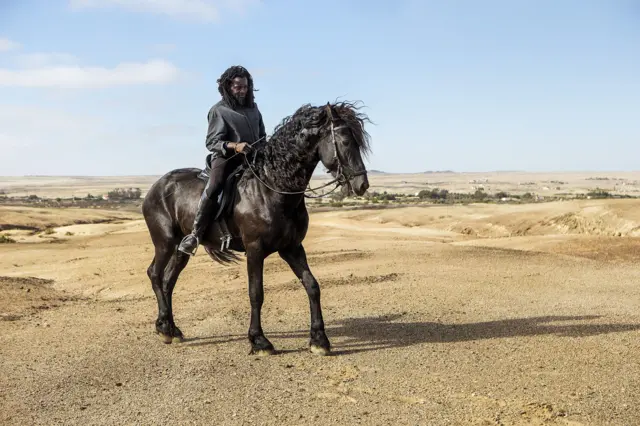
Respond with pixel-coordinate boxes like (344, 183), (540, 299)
(227, 142), (251, 155)
(233, 142), (252, 155)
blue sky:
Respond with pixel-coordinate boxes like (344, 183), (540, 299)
(0, 0), (638, 176)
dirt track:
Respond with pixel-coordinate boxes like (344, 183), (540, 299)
(1, 199), (640, 425)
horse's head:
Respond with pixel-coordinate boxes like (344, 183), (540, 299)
(301, 101), (372, 196)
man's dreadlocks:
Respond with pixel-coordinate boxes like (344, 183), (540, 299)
(217, 65), (255, 110)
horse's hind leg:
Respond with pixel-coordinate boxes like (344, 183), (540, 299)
(147, 243), (174, 343)
(161, 250), (190, 342)
(147, 235), (189, 344)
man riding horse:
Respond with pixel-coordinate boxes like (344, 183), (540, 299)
(178, 65), (267, 256)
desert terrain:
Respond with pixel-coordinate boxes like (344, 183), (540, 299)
(3, 170), (640, 199)
(1, 172), (640, 425)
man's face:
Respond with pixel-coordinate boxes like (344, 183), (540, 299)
(230, 77), (248, 106)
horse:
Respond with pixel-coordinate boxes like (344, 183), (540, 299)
(141, 101), (371, 355)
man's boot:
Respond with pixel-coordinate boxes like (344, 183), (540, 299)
(178, 193), (216, 256)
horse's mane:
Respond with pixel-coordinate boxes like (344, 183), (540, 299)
(239, 101), (372, 191)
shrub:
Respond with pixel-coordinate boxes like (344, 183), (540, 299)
(586, 188), (612, 199)
(107, 187), (142, 200)
(418, 189), (449, 200)
(473, 189), (487, 201)
(0, 235), (16, 244)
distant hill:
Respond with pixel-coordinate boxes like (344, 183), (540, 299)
(368, 169), (387, 174)
(423, 170), (455, 174)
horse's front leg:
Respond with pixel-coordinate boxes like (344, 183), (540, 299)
(246, 244), (275, 355)
(279, 244), (330, 355)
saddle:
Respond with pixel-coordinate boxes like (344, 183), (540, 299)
(197, 153), (246, 250)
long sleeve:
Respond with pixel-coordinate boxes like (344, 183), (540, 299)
(258, 111), (267, 142)
(205, 108), (230, 157)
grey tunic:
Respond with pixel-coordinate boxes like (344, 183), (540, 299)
(205, 100), (267, 159)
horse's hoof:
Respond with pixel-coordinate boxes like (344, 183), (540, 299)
(249, 335), (275, 356)
(310, 344), (330, 356)
(172, 335), (184, 344)
(252, 348), (276, 356)
(158, 333), (173, 344)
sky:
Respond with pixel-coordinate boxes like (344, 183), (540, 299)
(0, 0), (639, 176)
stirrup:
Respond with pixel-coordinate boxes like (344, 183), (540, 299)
(220, 234), (232, 251)
(178, 235), (199, 256)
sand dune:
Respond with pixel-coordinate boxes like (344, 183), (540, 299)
(315, 198), (640, 238)
(0, 205), (137, 231)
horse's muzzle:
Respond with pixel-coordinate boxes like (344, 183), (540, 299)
(350, 174), (369, 196)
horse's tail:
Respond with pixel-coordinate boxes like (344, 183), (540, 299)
(204, 246), (242, 265)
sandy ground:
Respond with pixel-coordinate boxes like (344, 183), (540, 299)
(1, 198), (640, 425)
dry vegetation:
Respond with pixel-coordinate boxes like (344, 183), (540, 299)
(1, 173), (640, 425)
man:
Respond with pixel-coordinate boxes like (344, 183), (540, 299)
(178, 65), (267, 256)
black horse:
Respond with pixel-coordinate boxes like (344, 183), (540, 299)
(142, 101), (371, 355)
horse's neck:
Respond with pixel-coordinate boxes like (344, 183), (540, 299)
(258, 141), (319, 193)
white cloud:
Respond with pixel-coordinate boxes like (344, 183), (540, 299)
(0, 103), (206, 176)
(0, 38), (21, 52)
(0, 104), (103, 151)
(68, 0), (260, 22)
(14, 53), (80, 68)
(0, 59), (182, 89)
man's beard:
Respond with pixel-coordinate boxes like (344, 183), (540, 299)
(233, 93), (246, 106)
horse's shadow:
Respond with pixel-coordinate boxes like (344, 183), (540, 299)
(185, 314), (640, 355)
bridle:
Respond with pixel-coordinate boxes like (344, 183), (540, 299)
(243, 105), (367, 198)
(325, 105), (368, 186)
